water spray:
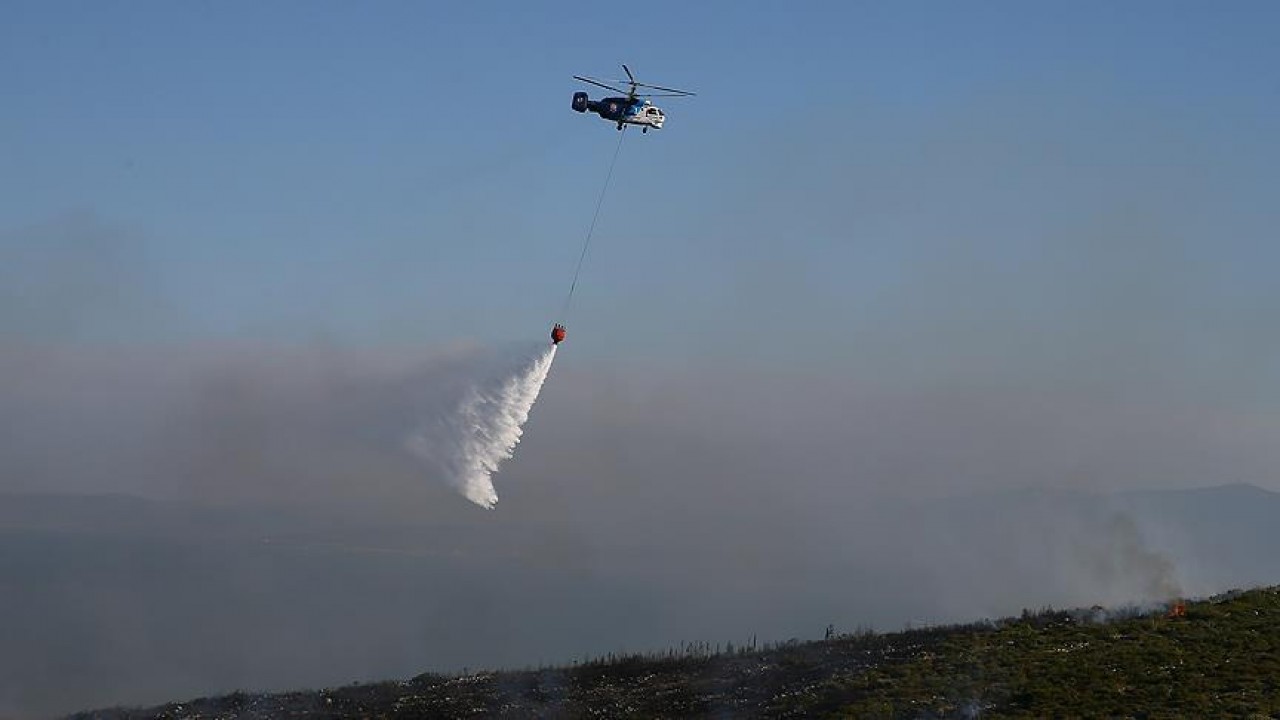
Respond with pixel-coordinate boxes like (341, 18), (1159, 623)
(406, 344), (558, 508)
(409, 127), (626, 507)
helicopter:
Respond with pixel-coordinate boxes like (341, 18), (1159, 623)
(571, 64), (695, 133)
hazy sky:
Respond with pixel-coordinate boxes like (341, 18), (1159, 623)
(4, 1), (1277, 497)
(2, 3), (1280, 714)
(1, 1), (1274, 349)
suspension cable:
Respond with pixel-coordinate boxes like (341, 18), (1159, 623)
(560, 127), (627, 321)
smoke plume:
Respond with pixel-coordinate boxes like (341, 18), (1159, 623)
(406, 343), (557, 508)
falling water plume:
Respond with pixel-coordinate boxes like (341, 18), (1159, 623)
(406, 344), (557, 508)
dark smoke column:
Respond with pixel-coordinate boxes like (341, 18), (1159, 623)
(551, 323), (567, 345)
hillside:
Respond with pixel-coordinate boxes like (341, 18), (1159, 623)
(71, 586), (1280, 719)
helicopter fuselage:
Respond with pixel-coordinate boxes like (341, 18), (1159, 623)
(572, 93), (664, 131)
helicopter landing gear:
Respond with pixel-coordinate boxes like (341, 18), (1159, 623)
(642, 126), (648, 134)
(616, 122), (624, 131)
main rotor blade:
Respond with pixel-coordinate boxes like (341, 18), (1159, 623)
(622, 64), (636, 84)
(632, 81), (696, 96)
(573, 76), (630, 95)
(639, 92), (697, 98)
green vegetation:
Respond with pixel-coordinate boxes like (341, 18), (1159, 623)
(72, 587), (1280, 719)
(810, 588), (1280, 719)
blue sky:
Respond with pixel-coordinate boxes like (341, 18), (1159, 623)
(2, 1), (1277, 383)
